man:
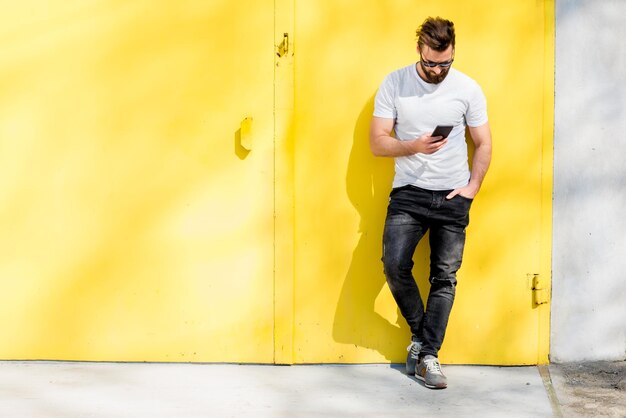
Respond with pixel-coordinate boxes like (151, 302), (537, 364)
(370, 17), (492, 389)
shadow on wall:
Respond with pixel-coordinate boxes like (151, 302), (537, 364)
(332, 95), (431, 361)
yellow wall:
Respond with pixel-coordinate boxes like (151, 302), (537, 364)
(0, 1), (554, 364)
(0, 0), (276, 362)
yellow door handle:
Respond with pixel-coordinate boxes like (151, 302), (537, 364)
(240, 117), (253, 151)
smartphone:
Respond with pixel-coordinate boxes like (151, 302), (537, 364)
(431, 125), (453, 142)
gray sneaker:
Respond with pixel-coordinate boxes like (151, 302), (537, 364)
(405, 337), (422, 375)
(416, 355), (447, 389)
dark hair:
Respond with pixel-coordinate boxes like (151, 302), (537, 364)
(416, 17), (455, 51)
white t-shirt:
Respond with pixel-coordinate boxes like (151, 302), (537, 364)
(374, 63), (488, 190)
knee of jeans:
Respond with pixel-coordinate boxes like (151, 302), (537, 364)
(383, 255), (413, 279)
(429, 274), (457, 289)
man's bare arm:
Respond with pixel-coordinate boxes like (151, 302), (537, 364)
(446, 122), (492, 199)
(369, 116), (447, 157)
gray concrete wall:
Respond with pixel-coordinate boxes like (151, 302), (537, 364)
(552, 0), (626, 362)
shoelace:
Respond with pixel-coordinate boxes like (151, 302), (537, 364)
(424, 358), (443, 374)
(406, 341), (421, 357)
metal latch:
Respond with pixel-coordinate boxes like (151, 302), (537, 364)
(277, 33), (289, 57)
(531, 274), (549, 306)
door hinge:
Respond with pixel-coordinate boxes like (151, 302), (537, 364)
(530, 273), (549, 306)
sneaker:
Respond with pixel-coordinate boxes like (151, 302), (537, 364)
(405, 337), (422, 376)
(416, 355), (447, 389)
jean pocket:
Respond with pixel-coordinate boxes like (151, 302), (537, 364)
(447, 194), (472, 215)
(456, 194), (474, 202)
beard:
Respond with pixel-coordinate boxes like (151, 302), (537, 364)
(420, 62), (451, 84)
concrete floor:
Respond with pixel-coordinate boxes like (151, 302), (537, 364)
(548, 361), (626, 417)
(0, 362), (559, 417)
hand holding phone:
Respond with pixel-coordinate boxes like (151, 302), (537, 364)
(431, 125), (453, 143)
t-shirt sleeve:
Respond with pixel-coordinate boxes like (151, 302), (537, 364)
(373, 74), (396, 119)
(465, 83), (488, 127)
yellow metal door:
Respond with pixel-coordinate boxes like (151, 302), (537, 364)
(0, 1), (275, 362)
(291, 0), (553, 364)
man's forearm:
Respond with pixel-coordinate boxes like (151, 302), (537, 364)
(468, 142), (492, 190)
(370, 134), (418, 157)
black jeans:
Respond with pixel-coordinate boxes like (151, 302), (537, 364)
(382, 185), (472, 358)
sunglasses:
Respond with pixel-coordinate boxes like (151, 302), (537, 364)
(420, 55), (454, 68)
